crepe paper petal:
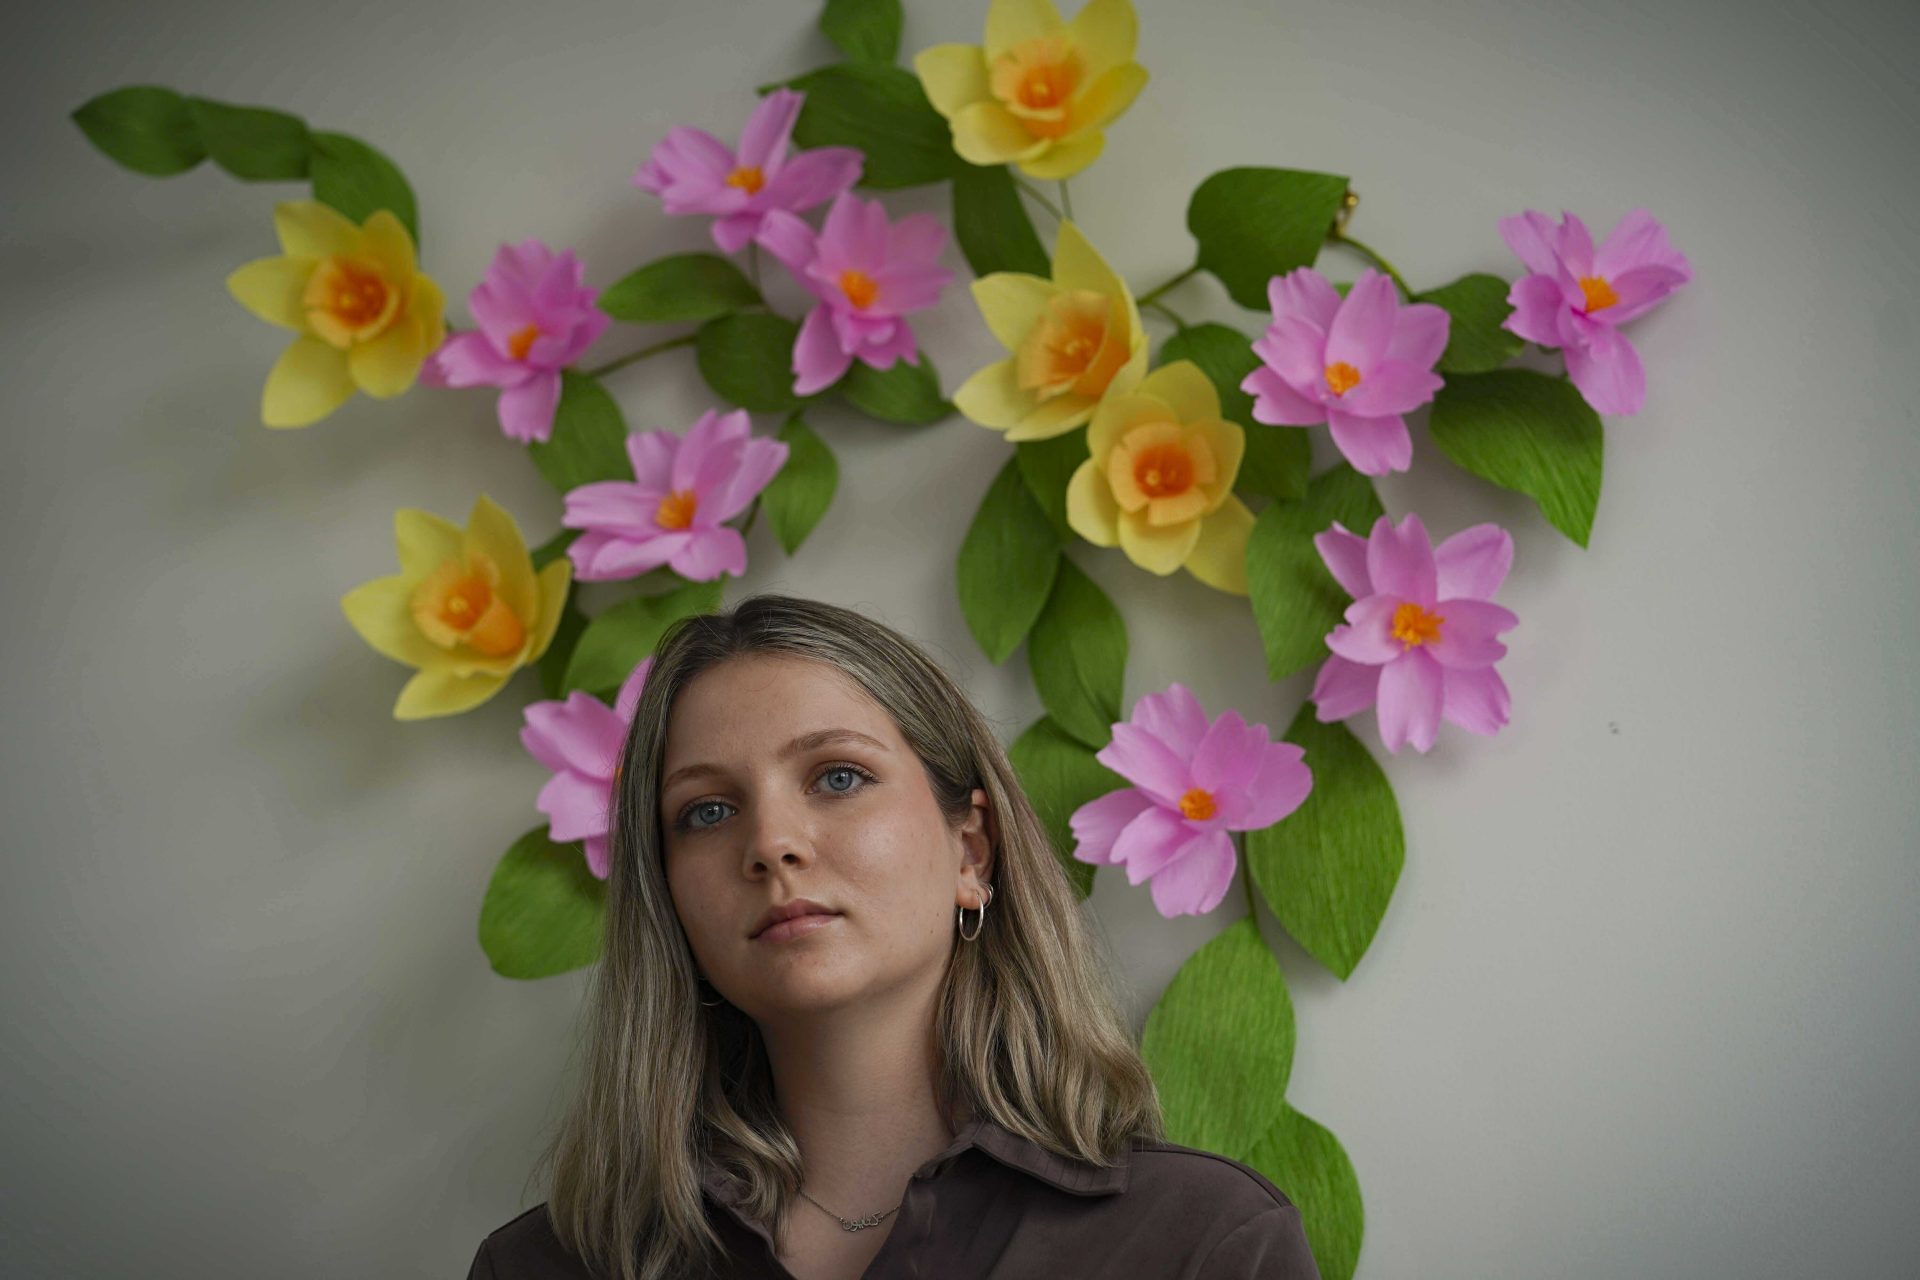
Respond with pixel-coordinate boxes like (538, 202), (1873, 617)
(632, 88), (863, 255)
(1242, 266), (1449, 477)
(559, 408), (788, 584)
(1309, 512), (1520, 753)
(1497, 206), (1690, 416)
(341, 494), (571, 720)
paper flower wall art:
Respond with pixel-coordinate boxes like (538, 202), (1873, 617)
(1311, 513), (1519, 754)
(340, 495), (571, 720)
(914, 0), (1148, 180)
(1069, 683), (1312, 917)
(756, 190), (955, 395)
(953, 218), (1146, 440)
(1241, 266), (1448, 477)
(632, 87), (863, 254)
(1066, 360), (1255, 593)
(419, 239), (610, 444)
(561, 408), (788, 582)
(1499, 207), (1692, 415)
(225, 200), (447, 428)
(521, 658), (652, 880)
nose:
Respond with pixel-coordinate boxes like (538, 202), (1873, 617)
(739, 789), (814, 877)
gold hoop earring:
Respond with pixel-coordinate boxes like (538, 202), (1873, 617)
(957, 883), (994, 942)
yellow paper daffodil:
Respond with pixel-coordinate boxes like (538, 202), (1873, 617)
(953, 220), (1146, 441)
(914, 0), (1147, 180)
(341, 495), (571, 720)
(1066, 361), (1256, 594)
(226, 200), (446, 428)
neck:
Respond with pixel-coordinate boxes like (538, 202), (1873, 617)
(758, 982), (970, 1216)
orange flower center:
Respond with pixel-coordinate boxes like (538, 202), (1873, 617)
(409, 551), (525, 658)
(991, 36), (1084, 139)
(838, 269), (879, 309)
(508, 324), (540, 361)
(303, 255), (399, 348)
(1179, 788), (1217, 821)
(726, 166), (765, 195)
(1016, 290), (1122, 400)
(655, 489), (698, 529)
(1390, 601), (1445, 648)
(1324, 361), (1362, 396)
(1578, 275), (1619, 312)
(1133, 441), (1195, 498)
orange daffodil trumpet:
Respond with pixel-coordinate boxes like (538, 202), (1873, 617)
(341, 495), (571, 719)
(1066, 361), (1256, 595)
(225, 201), (447, 428)
(954, 219), (1146, 440)
(913, 0), (1148, 180)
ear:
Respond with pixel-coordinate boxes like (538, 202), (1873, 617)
(956, 786), (996, 905)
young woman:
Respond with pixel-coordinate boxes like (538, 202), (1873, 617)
(467, 594), (1320, 1279)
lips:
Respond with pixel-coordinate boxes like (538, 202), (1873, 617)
(750, 898), (841, 939)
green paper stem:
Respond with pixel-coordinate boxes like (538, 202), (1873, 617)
(1137, 263), (1200, 307)
(1326, 231), (1412, 299)
(1013, 176), (1063, 222)
(1142, 299), (1188, 329)
(1057, 178), (1074, 221)
(747, 240), (764, 292)
(583, 332), (696, 379)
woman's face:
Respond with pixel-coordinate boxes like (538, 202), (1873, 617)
(657, 653), (993, 1022)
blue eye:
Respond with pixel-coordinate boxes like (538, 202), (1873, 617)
(673, 763), (875, 832)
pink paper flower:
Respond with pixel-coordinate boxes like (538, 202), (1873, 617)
(1499, 208), (1692, 416)
(632, 88), (863, 255)
(520, 658), (652, 879)
(1241, 268), (1449, 477)
(420, 239), (610, 444)
(755, 191), (955, 395)
(561, 408), (788, 582)
(1068, 684), (1313, 918)
(1311, 513), (1519, 754)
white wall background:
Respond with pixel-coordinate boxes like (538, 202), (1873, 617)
(4, 0), (1916, 1275)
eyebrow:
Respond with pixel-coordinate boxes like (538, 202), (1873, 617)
(659, 727), (892, 795)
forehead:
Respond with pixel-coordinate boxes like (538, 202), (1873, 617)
(661, 654), (899, 766)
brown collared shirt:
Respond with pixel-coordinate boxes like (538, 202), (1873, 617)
(467, 1115), (1322, 1277)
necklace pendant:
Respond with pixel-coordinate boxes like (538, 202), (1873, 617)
(843, 1213), (885, 1231)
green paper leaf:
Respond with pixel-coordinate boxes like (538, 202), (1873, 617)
(1159, 322), (1309, 503)
(1188, 167), (1350, 309)
(819, 0), (902, 63)
(538, 593), (590, 700)
(1429, 368), (1604, 548)
(1006, 716), (1122, 900)
(951, 162), (1049, 277)
(1417, 272), (1522, 374)
(308, 131), (418, 247)
(71, 85), (205, 176)
(1247, 464), (1385, 680)
(528, 371), (631, 495)
(1014, 433), (1086, 546)
(774, 64), (959, 189)
(956, 457), (1061, 663)
(479, 826), (607, 979)
(563, 576), (725, 698)
(1245, 1103), (1366, 1280)
(1244, 462), (1382, 679)
(1027, 558), (1126, 750)
(762, 414), (838, 555)
(1246, 707), (1404, 980)
(840, 355), (951, 425)
(1140, 918), (1296, 1160)
(184, 96), (311, 181)
(598, 253), (761, 326)
(697, 312), (805, 412)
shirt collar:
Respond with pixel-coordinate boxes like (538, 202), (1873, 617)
(699, 1114), (1131, 1211)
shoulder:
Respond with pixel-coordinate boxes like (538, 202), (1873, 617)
(467, 1204), (595, 1280)
(1125, 1135), (1300, 1217)
(1123, 1139), (1322, 1277)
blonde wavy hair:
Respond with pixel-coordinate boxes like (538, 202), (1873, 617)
(531, 593), (1164, 1280)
